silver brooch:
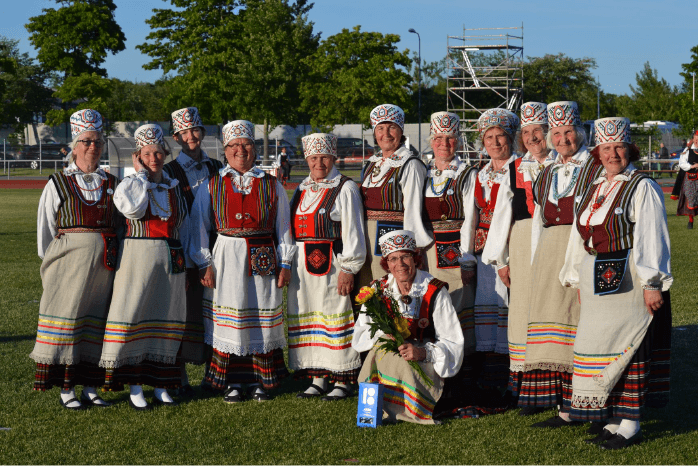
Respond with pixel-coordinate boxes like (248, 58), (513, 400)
(435, 169), (442, 176)
(82, 174), (93, 183)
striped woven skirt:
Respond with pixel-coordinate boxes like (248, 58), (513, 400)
(104, 358), (181, 390)
(286, 241), (361, 375)
(359, 346), (443, 425)
(518, 369), (572, 409)
(30, 232), (114, 370)
(567, 302), (671, 421)
(683, 176), (698, 210)
(473, 253), (508, 354)
(567, 255), (672, 422)
(99, 238), (186, 374)
(203, 348), (289, 390)
(33, 362), (106, 391)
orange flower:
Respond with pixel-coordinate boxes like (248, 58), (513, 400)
(355, 286), (376, 305)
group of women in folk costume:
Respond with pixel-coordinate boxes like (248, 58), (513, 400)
(30, 101), (673, 445)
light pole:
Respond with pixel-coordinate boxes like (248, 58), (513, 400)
(409, 28), (421, 156)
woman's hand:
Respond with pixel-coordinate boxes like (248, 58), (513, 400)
(643, 289), (663, 315)
(398, 342), (426, 361)
(337, 270), (354, 296)
(132, 153), (146, 173)
(277, 267), (291, 289)
(497, 265), (511, 288)
(461, 269), (475, 286)
(199, 266), (215, 289)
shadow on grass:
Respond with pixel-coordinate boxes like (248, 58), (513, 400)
(641, 324), (698, 440)
(0, 334), (36, 343)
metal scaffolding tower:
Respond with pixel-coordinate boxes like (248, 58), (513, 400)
(447, 25), (524, 160)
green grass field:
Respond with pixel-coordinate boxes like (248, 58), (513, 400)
(1, 189), (698, 464)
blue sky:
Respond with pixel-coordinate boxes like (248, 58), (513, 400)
(2, 0), (696, 95)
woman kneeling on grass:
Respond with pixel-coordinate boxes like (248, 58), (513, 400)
(99, 124), (189, 410)
(352, 230), (464, 424)
(32, 109), (118, 410)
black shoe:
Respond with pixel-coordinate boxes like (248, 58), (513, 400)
(599, 431), (643, 450)
(59, 397), (87, 411)
(587, 421), (606, 435)
(321, 385), (352, 401)
(176, 384), (195, 398)
(152, 396), (179, 407)
(585, 429), (615, 444)
(128, 396), (152, 411)
(223, 386), (245, 403)
(296, 383), (327, 399)
(689, 222), (694, 229)
(80, 391), (111, 408)
(518, 406), (545, 416)
(531, 415), (583, 428)
(248, 386), (271, 402)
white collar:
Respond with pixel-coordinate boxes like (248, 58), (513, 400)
(520, 151), (555, 164)
(552, 146), (590, 166)
(368, 145), (413, 167)
(385, 269), (432, 299)
(427, 156), (468, 179)
(481, 154), (517, 175)
(64, 163), (108, 180)
(592, 163), (637, 184)
(219, 165), (265, 179)
(176, 150), (211, 170)
(299, 166), (342, 190)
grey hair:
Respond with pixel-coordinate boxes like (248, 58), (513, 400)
(546, 126), (587, 151)
(475, 127), (518, 154)
(68, 132), (107, 162)
(516, 124), (549, 154)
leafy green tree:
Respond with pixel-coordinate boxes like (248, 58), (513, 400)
(620, 62), (679, 123)
(523, 53), (599, 120)
(299, 25), (411, 129)
(0, 36), (55, 131)
(680, 45), (698, 88)
(45, 73), (113, 127)
(676, 46), (698, 135)
(25, 0), (126, 78)
(139, 0), (317, 160)
(105, 79), (171, 122)
(228, 0), (318, 160)
(137, 0), (244, 124)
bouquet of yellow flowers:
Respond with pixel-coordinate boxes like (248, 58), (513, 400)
(355, 283), (433, 387)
